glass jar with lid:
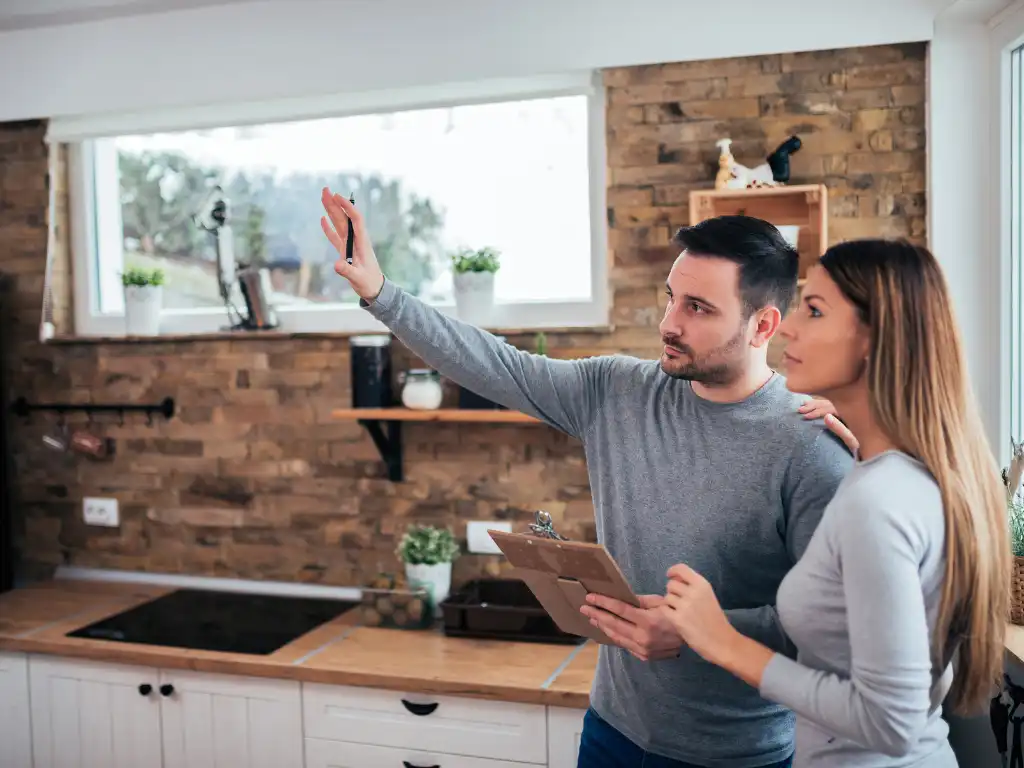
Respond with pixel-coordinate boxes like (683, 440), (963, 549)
(399, 368), (443, 410)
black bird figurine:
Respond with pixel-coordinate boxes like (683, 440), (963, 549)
(766, 135), (803, 183)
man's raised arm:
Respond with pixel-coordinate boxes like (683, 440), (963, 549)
(321, 188), (610, 440)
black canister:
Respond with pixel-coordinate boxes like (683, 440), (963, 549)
(350, 335), (393, 408)
(457, 335), (505, 410)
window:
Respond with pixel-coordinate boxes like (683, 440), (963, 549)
(1010, 44), (1024, 448)
(58, 74), (607, 336)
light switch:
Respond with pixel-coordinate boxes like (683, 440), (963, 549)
(467, 520), (511, 554)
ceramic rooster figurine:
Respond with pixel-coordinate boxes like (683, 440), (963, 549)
(715, 135), (803, 190)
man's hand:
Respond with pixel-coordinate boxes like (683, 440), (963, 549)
(320, 187), (386, 301)
(580, 593), (682, 661)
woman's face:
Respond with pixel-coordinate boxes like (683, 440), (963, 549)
(778, 265), (871, 398)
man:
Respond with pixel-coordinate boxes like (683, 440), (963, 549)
(320, 189), (852, 768)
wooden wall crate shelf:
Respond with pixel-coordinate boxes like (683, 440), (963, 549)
(689, 184), (828, 280)
(330, 407), (542, 481)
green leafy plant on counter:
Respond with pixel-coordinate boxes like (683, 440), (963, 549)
(1010, 497), (1024, 558)
(450, 246), (500, 274)
(397, 525), (461, 565)
(120, 265), (165, 287)
(1006, 437), (1024, 556)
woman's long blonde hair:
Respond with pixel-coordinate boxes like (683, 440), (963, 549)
(820, 239), (1010, 715)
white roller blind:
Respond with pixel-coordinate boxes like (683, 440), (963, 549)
(45, 72), (597, 143)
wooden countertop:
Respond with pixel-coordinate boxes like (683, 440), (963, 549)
(0, 577), (594, 708)
(1006, 624), (1024, 665)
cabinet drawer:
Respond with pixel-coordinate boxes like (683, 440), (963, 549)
(548, 707), (585, 768)
(305, 738), (529, 768)
(302, 684), (546, 764)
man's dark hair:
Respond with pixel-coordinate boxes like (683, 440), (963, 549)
(671, 214), (800, 317)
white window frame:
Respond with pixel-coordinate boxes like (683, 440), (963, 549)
(995, 4), (1024, 460)
(58, 72), (609, 337)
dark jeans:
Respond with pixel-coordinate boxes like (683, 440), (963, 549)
(577, 708), (793, 768)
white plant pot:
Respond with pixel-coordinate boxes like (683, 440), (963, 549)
(453, 271), (495, 326)
(404, 561), (453, 606)
(123, 285), (163, 336)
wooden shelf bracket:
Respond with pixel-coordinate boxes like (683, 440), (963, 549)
(333, 408), (542, 481)
(358, 417), (403, 482)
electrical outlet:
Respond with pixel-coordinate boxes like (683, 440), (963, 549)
(467, 520), (511, 554)
(83, 497), (119, 527)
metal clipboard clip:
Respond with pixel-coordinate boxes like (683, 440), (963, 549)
(528, 510), (569, 541)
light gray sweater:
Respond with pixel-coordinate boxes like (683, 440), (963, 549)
(363, 279), (852, 767)
(760, 450), (958, 767)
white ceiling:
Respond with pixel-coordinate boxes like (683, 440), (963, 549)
(0, 0), (257, 30)
(0, 0), (1015, 33)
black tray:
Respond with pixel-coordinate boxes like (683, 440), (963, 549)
(440, 578), (584, 645)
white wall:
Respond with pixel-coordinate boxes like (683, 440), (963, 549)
(928, 11), (1004, 453)
(927, 0), (1023, 463)
(0, 0), (939, 122)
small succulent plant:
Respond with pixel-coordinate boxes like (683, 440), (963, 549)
(397, 525), (461, 565)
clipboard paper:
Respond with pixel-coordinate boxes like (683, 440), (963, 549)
(486, 529), (641, 644)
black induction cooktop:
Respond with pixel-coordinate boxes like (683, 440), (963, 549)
(66, 587), (360, 655)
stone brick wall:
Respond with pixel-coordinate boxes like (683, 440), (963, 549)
(0, 42), (926, 588)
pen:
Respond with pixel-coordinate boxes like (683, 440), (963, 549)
(346, 195), (355, 264)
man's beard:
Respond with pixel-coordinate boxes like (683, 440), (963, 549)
(659, 325), (748, 386)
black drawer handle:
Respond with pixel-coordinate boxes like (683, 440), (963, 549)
(159, 684), (174, 697)
(138, 684), (152, 696)
(403, 762), (439, 768)
(400, 699), (438, 716)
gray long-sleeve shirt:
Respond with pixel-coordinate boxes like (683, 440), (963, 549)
(362, 279), (852, 767)
(760, 450), (958, 767)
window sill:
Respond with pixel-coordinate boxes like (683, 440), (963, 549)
(44, 323), (616, 345)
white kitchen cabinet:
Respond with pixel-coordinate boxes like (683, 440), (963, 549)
(0, 652), (33, 768)
(22, 652), (588, 768)
(304, 738), (534, 768)
(303, 682), (548, 765)
(28, 655), (163, 768)
(547, 706), (585, 768)
(27, 655), (302, 768)
(159, 668), (302, 768)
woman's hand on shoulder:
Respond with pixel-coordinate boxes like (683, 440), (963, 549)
(798, 397), (859, 455)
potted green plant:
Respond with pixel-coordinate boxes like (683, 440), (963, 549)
(121, 265), (165, 336)
(450, 246), (500, 326)
(243, 203), (268, 268)
(1006, 438), (1024, 624)
(397, 524), (461, 605)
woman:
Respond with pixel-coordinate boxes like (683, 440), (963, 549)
(660, 239), (1010, 766)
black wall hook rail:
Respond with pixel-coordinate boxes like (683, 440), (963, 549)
(10, 396), (176, 420)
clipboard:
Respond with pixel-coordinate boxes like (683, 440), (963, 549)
(487, 529), (641, 644)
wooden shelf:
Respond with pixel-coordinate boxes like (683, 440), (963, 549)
(331, 407), (541, 424)
(690, 184), (828, 281)
(332, 407), (543, 481)
(688, 183), (825, 201)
